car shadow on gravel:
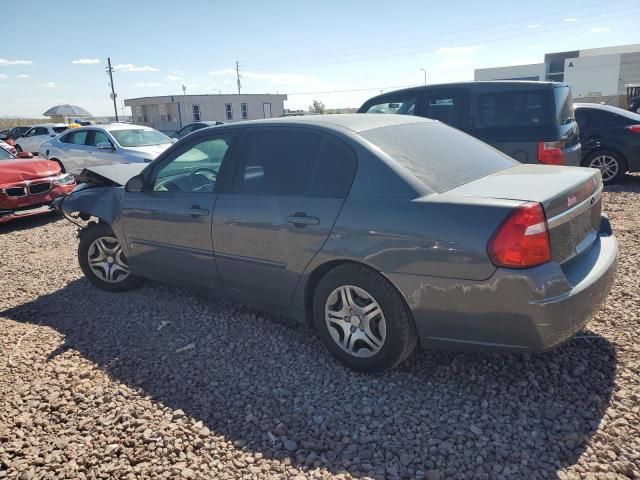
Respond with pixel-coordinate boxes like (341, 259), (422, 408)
(0, 212), (62, 233)
(3, 278), (617, 479)
(606, 172), (640, 193)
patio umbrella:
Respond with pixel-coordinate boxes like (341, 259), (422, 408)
(43, 104), (93, 117)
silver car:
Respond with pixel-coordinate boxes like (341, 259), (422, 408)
(39, 124), (173, 176)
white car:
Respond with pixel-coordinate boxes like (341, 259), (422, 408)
(39, 124), (173, 176)
(15, 123), (69, 154)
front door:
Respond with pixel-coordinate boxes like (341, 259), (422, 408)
(263, 102), (272, 118)
(121, 132), (237, 291)
(212, 128), (357, 308)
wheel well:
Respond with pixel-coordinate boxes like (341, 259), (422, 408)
(303, 259), (413, 326)
(49, 158), (65, 173)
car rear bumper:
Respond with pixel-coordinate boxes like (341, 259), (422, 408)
(385, 230), (617, 352)
(562, 142), (582, 167)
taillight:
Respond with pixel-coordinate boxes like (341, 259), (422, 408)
(537, 141), (565, 165)
(487, 202), (551, 269)
(627, 125), (640, 133)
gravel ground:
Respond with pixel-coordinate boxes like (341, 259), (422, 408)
(1, 176), (639, 480)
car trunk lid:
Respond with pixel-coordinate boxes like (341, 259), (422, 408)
(443, 164), (603, 264)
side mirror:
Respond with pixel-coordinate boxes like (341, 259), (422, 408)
(125, 174), (145, 192)
(16, 151), (34, 159)
(97, 142), (114, 150)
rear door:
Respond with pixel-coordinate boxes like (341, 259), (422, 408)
(212, 127), (357, 308)
(121, 131), (238, 290)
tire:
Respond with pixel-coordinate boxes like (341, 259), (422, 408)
(78, 223), (143, 292)
(583, 149), (626, 186)
(312, 264), (417, 372)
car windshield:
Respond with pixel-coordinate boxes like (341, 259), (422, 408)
(110, 129), (171, 147)
(360, 122), (517, 193)
(53, 126), (69, 133)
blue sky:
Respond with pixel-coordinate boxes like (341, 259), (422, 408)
(1, 0), (638, 117)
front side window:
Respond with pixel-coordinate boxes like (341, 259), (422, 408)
(89, 130), (112, 147)
(153, 135), (234, 193)
(192, 105), (201, 121)
(232, 130), (355, 197)
(423, 93), (463, 127)
(65, 130), (88, 145)
(364, 97), (415, 115)
(33, 127), (49, 136)
(110, 129), (171, 147)
(241, 103), (248, 119)
(225, 103), (233, 120)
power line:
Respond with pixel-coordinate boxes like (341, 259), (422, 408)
(244, 0), (633, 69)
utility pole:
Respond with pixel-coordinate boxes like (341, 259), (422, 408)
(235, 61), (241, 95)
(106, 58), (119, 122)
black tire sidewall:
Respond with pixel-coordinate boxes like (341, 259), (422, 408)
(312, 265), (415, 372)
(78, 223), (142, 292)
(583, 150), (626, 185)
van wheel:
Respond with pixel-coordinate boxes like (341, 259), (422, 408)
(583, 150), (626, 185)
(313, 264), (417, 372)
(78, 223), (143, 292)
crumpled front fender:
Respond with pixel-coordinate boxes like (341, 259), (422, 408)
(54, 185), (124, 226)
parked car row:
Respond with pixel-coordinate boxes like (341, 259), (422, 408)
(359, 81), (640, 185)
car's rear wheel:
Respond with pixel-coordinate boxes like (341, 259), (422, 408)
(313, 264), (417, 372)
(583, 150), (626, 185)
(78, 223), (142, 292)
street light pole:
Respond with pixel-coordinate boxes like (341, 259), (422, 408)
(419, 68), (427, 86)
(182, 84), (187, 124)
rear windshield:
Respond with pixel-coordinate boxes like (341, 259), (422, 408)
(475, 89), (553, 128)
(554, 86), (574, 125)
(111, 129), (172, 147)
(360, 122), (517, 193)
(53, 126), (69, 133)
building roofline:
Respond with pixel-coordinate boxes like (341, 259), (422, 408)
(124, 93), (288, 103)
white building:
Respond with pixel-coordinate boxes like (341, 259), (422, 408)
(124, 94), (288, 132)
(474, 44), (640, 106)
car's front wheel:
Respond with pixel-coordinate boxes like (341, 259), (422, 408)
(583, 150), (626, 185)
(78, 223), (143, 292)
(313, 264), (417, 372)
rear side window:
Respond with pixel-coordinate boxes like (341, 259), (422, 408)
(53, 126), (68, 134)
(364, 98), (415, 115)
(554, 86), (574, 125)
(360, 122), (516, 193)
(64, 130), (88, 145)
(476, 90), (551, 128)
(577, 108), (633, 128)
(233, 130), (356, 198)
(422, 93), (464, 128)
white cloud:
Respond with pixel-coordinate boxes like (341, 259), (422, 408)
(165, 75), (184, 81)
(0, 58), (33, 66)
(433, 46), (479, 56)
(115, 64), (159, 72)
(528, 24), (541, 29)
(72, 58), (101, 64)
(590, 27), (611, 33)
(209, 68), (312, 84)
(133, 82), (164, 87)
(0, 74), (7, 79)
(172, 70), (183, 75)
(16, 74), (30, 79)
(43, 82), (58, 88)
(563, 17), (579, 22)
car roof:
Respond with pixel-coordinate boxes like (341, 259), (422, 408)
(575, 102), (632, 114)
(72, 123), (160, 132)
(28, 123), (68, 128)
(223, 113), (432, 133)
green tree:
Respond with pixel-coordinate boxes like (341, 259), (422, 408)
(312, 100), (325, 114)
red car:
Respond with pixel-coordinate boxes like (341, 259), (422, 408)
(0, 147), (75, 223)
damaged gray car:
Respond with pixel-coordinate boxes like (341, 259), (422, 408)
(56, 114), (618, 372)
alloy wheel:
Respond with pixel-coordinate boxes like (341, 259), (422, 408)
(324, 285), (387, 358)
(589, 154), (619, 183)
(87, 236), (130, 283)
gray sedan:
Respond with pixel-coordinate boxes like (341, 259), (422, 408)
(39, 124), (173, 176)
(56, 114), (617, 372)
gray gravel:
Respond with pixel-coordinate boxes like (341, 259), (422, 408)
(1, 176), (640, 479)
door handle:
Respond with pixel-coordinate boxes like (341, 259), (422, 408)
(186, 206), (209, 218)
(287, 212), (320, 228)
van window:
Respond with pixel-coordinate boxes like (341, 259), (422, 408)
(422, 93), (464, 128)
(475, 90), (551, 128)
(364, 98), (415, 115)
(554, 86), (574, 125)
